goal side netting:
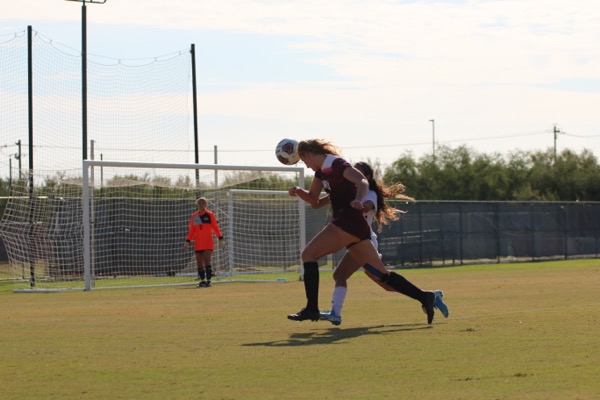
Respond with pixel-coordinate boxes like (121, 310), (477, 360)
(0, 161), (332, 291)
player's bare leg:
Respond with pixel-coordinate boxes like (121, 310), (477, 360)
(288, 224), (354, 322)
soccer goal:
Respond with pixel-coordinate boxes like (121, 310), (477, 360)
(0, 160), (327, 291)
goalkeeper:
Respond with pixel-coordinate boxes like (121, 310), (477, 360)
(184, 197), (224, 287)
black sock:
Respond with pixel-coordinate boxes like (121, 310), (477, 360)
(303, 261), (320, 311)
(381, 271), (426, 303)
(198, 268), (206, 281)
(206, 265), (212, 282)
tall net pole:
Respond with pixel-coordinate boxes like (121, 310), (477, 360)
(27, 26), (35, 287)
(65, 0), (107, 161)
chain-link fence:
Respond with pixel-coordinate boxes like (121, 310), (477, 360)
(375, 201), (600, 267)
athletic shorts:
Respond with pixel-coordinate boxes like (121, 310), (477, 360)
(332, 206), (371, 242)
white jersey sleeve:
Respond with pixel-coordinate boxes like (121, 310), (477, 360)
(363, 190), (378, 226)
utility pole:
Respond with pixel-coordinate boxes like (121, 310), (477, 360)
(553, 124), (561, 159)
(15, 139), (22, 180)
(429, 119), (436, 161)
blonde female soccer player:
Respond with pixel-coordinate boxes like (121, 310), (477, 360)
(319, 161), (448, 325)
(286, 139), (441, 325)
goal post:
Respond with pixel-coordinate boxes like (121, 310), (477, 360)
(0, 161), (321, 291)
(81, 160), (307, 290)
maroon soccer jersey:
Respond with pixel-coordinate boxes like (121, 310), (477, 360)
(315, 155), (371, 241)
(315, 155), (356, 213)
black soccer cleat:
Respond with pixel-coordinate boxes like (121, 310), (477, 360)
(287, 308), (321, 322)
(422, 291), (436, 324)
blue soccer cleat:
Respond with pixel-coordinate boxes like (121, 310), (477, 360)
(433, 290), (449, 318)
(320, 310), (342, 326)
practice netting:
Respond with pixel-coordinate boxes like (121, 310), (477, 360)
(0, 162), (332, 291)
(0, 28), (338, 291)
(0, 28), (196, 174)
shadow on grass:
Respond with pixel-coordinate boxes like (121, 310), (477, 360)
(242, 323), (432, 347)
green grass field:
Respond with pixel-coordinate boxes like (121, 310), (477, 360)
(1, 259), (599, 399)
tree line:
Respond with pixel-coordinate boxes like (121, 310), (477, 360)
(381, 145), (600, 201)
(1, 146), (599, 209)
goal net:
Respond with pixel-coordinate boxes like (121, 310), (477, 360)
(0, 161), (332, 291)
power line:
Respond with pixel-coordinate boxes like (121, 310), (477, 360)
(12, 128), (600, 155)
(562, 132), (600, 138)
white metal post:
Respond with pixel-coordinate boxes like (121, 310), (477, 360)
(227, 190), (235, 276)
(82, 160), (92, 290)
(298, 169), (306, 275)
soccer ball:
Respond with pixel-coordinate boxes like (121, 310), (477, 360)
(275, 138), (300, 165)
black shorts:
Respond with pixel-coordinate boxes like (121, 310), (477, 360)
(332, 206), (371, 242)
(194, 249), (213, 254)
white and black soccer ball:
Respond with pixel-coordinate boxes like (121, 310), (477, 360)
(275, 138), (300, 165)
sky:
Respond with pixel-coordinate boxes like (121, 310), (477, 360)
(2, 0), (600, 171)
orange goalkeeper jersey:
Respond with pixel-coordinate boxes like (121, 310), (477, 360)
(185, 209), (223, 251)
